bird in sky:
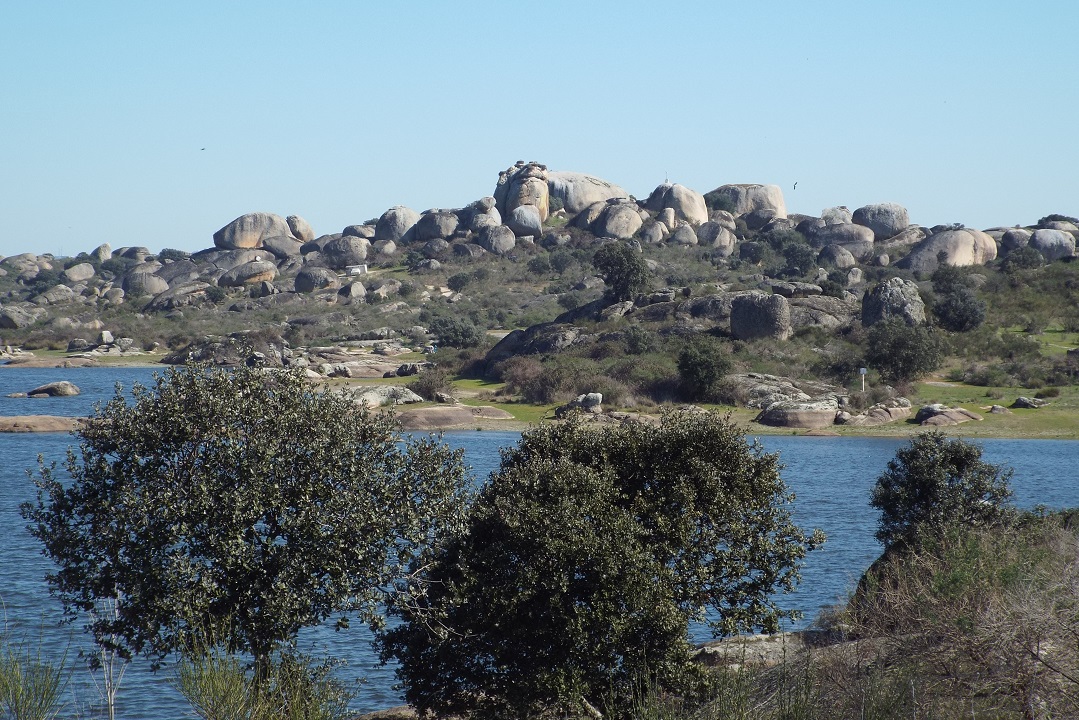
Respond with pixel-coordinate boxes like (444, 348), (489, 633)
(793, 182), (798, 190)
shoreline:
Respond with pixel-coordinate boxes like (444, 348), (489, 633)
(3, 358), (1078, 440)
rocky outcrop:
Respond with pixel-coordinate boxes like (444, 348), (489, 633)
(807, 224), (875, 259)
(63, 263), (95, 283)
(485, 323), (589, 363)
(495, 161), (550, 222)
(294, 266), (340, 294)
(897, 229), (997, 274)
(821, 206), (853, 225)
(592, 201), (643, 240)
(555, 392), (603, 418)
(218, 260), (278, 287)
(412, 212), (460, 243)
(355, 385), (424, 408)
(213, 212), (294, 250)
(730, 293), (791, 341)
(755, 398), (839, 429)
(506, 206), (543, 238)
(707, 184), (786, 218)
(321, 236), (370, 269)
(547, 171), (629, 214)
(1029, 228), (1076, 261)
(0, 416), (82, 433)
(0, 305), (39, 329)
(121, 272), (170, 297)
(286, 215), (315, 243)
(915, 404), (983, 426)
(852, 202), (910, 241)
(643, 183), (708, 226)
(838, 398), (912, 426)
(788, 295), (858, 330)
(375, 206), (420, 243)
(861, 277), (926, 326)
(1012, 396), (1050, 409)
(27, 381), (81, 397)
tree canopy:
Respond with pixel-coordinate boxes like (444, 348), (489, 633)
(592, 241), (650, 302)
(22, 365), (470, 674)
(870, 430), (1014, 552)
(380, 410), (823, 718)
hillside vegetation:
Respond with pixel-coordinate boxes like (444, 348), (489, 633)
(1, 162), (1078, 435)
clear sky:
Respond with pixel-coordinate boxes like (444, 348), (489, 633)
(1, 1), (1076, 259)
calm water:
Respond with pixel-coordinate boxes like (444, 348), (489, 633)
(2, 366), (1078, 717)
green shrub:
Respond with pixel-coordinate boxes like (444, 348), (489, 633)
(409, 366), (452, 401)
(870, 431), (1015, 552)
(677, 336), (732, 402)
(865, 320), (944, 383)
(593, 243), (649, 302)
(428, 316), (483, 348)
(703, 190), (737, 214)
(446, 273), (471, 292)
(932, 286), (986, 332)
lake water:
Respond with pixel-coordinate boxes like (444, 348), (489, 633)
(2, 366), (1078, 717)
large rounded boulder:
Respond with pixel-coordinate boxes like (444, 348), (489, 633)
(479, 225), (516, 255)
(897, 229), (997, 274)
(643, 182), (708, 226)
(213, 212), (294, 250)
(294, 266), (340, 294)
(1030, 228), (1076, 261)
(730, 293), (792, 341)
(286, 215), (315, 243)
(861, 277), (925, 326)
(412, 211), (460, 243)
(807, 223), (876, 259)
(547, 171), (630, 214)
(852, 202), (910, 241)
(506, 205), (543, 238)
(494, 162), (550, 222)
(593, 202), (643, 240)
(121, 272), (170, 297)
(706, 184), (787, 218)
(219, 260), (278, 287)
(321, 236), (370, 269)
(375, 206), (420, 243)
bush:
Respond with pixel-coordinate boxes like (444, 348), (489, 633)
(409, 366), (452, 401)
(677, 336), (732, 402)
(382, 411), (823, 719)
(622, 325), (657, 355)
(870, 431), (1014, 552)
(446, 273), (471, 293)
(933, 286), (986, 332)
(428, 317), (483, 348)
(526, 256), (551, 276)
(158, 248), (190, 262)
(864, 320), (944, 383)
(1001, 246), (1044, 272)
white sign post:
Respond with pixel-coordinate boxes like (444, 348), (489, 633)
(860, 367), (867, 392)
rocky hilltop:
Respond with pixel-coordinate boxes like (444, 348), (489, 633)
(1, 160), (1076, 432)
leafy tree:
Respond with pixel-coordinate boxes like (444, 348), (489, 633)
(445, 273), (471, 293)
(933, 286), (986, 332)
(870, 430), (1014, 552)
(427, 316), (483, 348)
(549, 250), (575, 274)
(781, 242), (817, 277)
(865, 319), (944, 383)
(22, 365), (469, 678)
(677, 335), (732, 401)
(592, 242), (649, 302)
(381, 411), (823, 719)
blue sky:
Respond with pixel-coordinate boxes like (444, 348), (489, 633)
(1, 1), (1076, 258)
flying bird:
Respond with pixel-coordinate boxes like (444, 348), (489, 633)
(793, 182), (798, 190)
